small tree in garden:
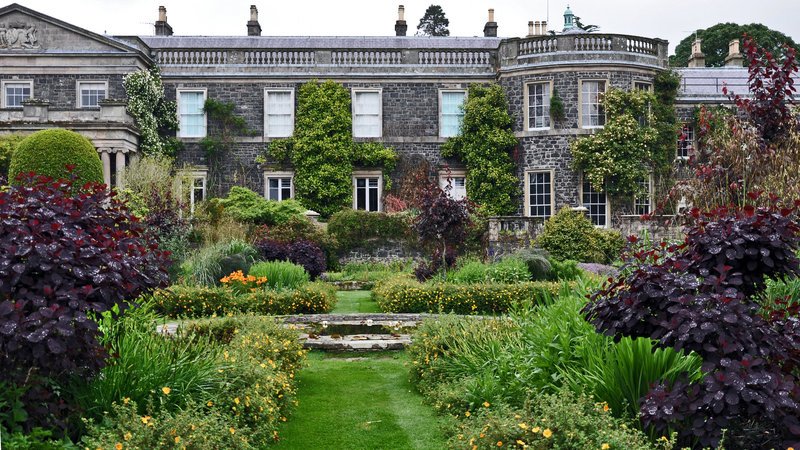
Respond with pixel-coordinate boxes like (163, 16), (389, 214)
(412, 175), (474, 281)
(0, 172), (169, 431)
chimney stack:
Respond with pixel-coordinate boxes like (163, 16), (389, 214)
(154, 6), (173, 36)
(688, 37), (706, 67)
(395, 5), (408, 36)
(542, 20), (547, 34)
(528, 21), (534, 37)
(725, 38), (744, 66)
(247, 5), (262, 36)
(483, 8), (498, 37)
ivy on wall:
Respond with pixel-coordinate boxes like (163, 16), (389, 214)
(200, 98), (256, 194)
(266, 80), (397, 217)
(441, 83), (519, 216)
(123, 66), (181, 157)
(571, 71), (681, 200)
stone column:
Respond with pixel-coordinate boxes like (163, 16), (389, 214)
(101, 151), (111, 187)
(115, 152), (126, 188)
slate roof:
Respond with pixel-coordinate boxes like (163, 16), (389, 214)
(137, 35), (503, 50)
(677, 67), (800, 99)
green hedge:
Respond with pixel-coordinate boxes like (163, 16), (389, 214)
(8, 129), (103, 185)
(372, 276), (568, 314)
(216, 186), (305, 225)
(152, 282), (337, 318)
(327, 209), (416, 251)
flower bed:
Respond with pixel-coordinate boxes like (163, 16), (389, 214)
(82, 315), (306, 448)
(152, 282), (337, 318)
(372, 276), (568, 314)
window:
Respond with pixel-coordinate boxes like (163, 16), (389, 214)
(264, 171), (294, 201)
(77, 81), (107, 108)
(527, 82), (551, 129)
(678, 124), (694, 159)
(439, 170), (467, 200)
(526, 171), (553, 218)
(634, 176), (651, 216)
(187, 171), (207, 213)
(581, 80), (606, 128)
(264, 89), (294, 138)
(440, 90), (466, 137)
(353, 171), (382, 211)
(352, 89), (381, 138)
(582, 177), (608, 227)
(633, 81), (652, 91)
(2, 80), (32, 108)
(178, 89), (206, 138)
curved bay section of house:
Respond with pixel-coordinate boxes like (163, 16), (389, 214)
(0, 3), (149, 187)
(498, 34), (668, 233)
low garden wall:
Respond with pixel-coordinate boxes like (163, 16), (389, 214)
(337, 240), (425, 266)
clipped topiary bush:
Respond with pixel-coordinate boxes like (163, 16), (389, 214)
(536, 207), (622, 264)
(0, 133), (25, 179)
(8, 129), (103, 186)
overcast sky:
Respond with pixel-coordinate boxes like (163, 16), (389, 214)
(10, 0), (799, 55)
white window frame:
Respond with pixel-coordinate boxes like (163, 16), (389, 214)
(579, 79), (608, 129)
(525, 81), (552, 130)
(351, 88), (382, 138)
(352, 170), (383, 212)
(439, 89), (467, 137)
(633, 175), (653, 216)
(633, 81), (653, 92)
(263, 170), (294, 201)
(678, 124), (695, 160)
(2, 80), (33, 108)
(264, 89), (295, 139)
(76, 80), (108, 108)
(438, 169), (467, 200)
(524, 170), (555, 219)
(185, 170), (207, 214)
(580, 174), (610, 228)
(177, 88), (207, 138)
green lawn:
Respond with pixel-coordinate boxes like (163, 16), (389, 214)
(331, 290), (382, 314)
(274, 351), (446, 450)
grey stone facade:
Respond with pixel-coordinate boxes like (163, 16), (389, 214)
(2, 3), (781, 237)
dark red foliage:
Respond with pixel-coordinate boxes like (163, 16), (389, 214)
(0, 173), (169, 430)
(287, 239), (326, 280)
(723, 34), (798, 147)
(255, 239), (326, 280)
(582, 201), (800, 448)
(412, 175), (474, 281)
(413, 247), (457, 282)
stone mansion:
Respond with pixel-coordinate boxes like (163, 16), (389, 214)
(0, 3), (766, 231)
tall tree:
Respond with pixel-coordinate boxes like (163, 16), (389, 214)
(416, 5), (450, 37)
(671, 22), (799, 67)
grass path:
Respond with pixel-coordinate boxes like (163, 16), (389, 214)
(274, 351), (447, 450)
(331, 290), (382, 314)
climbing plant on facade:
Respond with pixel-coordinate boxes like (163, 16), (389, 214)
(571, 79), (680, 200)
(441, 83), (519, 216)
(200, 98), (256, 194)
(266, 80), (397, 217)
(123, 66), (181, 157)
